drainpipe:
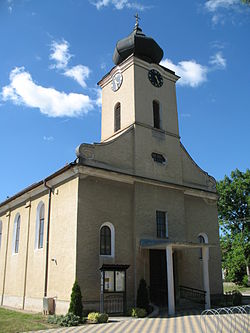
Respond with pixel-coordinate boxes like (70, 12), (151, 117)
(44, 181), (53, 297)
(1, 210), (11, 306)
(22, 201), (31, 309)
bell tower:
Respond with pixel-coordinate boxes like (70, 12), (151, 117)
(98, 18), (180, 144)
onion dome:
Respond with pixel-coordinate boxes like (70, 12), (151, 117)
(113, 18), (164, 66)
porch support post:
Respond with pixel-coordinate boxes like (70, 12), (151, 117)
(202, 247), (210, 309)
(166, 245), (175, 315)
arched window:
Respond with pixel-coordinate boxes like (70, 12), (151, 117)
(13, 214), (21, 254)
(153, 100), (161, 129)
(0, 220), (2, 249)
(114, 103), (121, 132)
(35, 202), (45, 249)
(100, 223), (115, 257)
(198, 233), (208, 260)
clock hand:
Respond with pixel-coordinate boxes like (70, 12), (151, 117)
(155, 76), (160, 85)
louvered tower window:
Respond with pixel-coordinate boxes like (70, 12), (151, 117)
(153, 100), (161, 129)
(114, 103), (121, 132)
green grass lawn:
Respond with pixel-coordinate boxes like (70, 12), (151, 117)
(223, 282), (250, 294)
(0, 307), (58, 333)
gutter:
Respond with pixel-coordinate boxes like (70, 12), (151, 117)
(43, 180), (53, 298)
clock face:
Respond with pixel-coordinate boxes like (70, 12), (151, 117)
(148, 69), (163, 88)
(111, 72), (123, 92)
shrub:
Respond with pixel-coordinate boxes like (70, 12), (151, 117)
(87, 312), (109, 323)
(97, 313), (109, 323)
(47, 313), (82, 327)
(60, 313), (81, 327)
(48, 314), (63, 325)
(131, 307), (147, 318)
(88, 312), (99, 323)
(242, 275), (249, 287)
(68, 281), (83, 318)
(136, 279), (149, 313)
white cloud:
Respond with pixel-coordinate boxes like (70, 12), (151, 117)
(1, 67), (94, 117)
(205, 0), (238, 12)
(49, 40), (91, 89)
(204, 0), (249, 25)
(161, 51), (227, 88)
(209, 51), (227, 69)
(161, 59), (208, 87)
(50, 40), (72, 69)
(64, 65), (90, 88)
(95, 88), (102, 107)
(91, 0), (149, 10)
(43, 136), (54, 141)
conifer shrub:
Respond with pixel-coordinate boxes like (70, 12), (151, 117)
(136, 278), (149, 313)
(68, 280), (83, 318)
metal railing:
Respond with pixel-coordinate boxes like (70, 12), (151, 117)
(104, 294), (124, 314)
(200, 305), (250, 333)
(179, 285), (206, 304)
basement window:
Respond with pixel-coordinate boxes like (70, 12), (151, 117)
(152, 152), (166, 164)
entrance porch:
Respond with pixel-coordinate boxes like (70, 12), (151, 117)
(140, 239), (212, 315)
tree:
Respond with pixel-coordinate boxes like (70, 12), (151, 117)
(136, 278), (150, 312)
(68, 280), (83, 318)
(217, 169), (250, 284)
(242, 0), (250, 4)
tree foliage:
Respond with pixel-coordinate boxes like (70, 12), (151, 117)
(68, 281), (83, 318)
(217, 169), (250, 284)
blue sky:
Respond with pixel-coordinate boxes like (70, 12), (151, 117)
(0, 0), (249, 202)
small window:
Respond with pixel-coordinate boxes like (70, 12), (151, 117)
(153, 100), (161, 129)
(198, 234), (206, 260)
(100, 226), (111, 255)
(152, 152), (166, 164)
(35, 202), (45, 249)
(13, 214), (21, 254)
(38, 204), (45, 249)
(100, 223), (115, 257)
(114, 103), (121, 132)
(0, 221), (2, 249)
(156, 211), (168, 238)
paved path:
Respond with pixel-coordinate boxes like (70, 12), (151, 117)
(26, 313), (249, 333)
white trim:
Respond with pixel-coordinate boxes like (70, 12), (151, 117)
(99, 222), (115, 258)
(0, 165), (217, 215)
(166, 245), (175, 315)
(35, 201), (45, 250)
(198, 233), (209, 261)
(198, 232), (208, 244)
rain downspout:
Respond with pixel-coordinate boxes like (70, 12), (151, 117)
(44, 180), (53, 297)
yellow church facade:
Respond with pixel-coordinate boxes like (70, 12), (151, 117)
(0, 22), (223, 315)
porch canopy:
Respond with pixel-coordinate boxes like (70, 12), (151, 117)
(140, 238), (215, 250)
(140, 238), (215, 315)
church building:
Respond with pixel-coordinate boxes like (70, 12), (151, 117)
(0, 20), (223, 315)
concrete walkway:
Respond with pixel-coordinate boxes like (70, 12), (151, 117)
(26, 313), (249, 333)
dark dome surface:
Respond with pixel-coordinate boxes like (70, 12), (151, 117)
(113, 23), (164, 66)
